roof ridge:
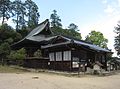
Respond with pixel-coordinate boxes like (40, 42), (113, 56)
(59, 34), (93, 44)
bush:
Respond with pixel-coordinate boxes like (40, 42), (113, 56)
(0, 42), (10, 56)
(0, 42), (10, 65)
(34, 49), (42, 57)
(8, 48), (26, 66)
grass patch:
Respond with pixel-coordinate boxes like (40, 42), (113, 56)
(0, 65), (28, 73)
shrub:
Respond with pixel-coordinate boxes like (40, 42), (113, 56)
(34, 49), (42, 57)
(8, 48), (26, 66)
(0, 42), (10, 65)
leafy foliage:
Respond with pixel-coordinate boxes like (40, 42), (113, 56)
(17, 26), (30, 38)
(25, 0), (40, 29)
(51, 24), (82, 40)
(8, 48), (26, 65)
(8, 48), (26, 60)
(0, 42), (10, 58)
(4, 38), (13, 44)
(0, 42), (10, 65)
(0, 24), (22, 43)
(50, 10), (81, 39)
(50, 10), (62, 28)
(12, 0), (27, 30)
(114, 23), (120, 56)
(34, 49), (42, 57)
(68, 23), (81, 39)
(68, 23), (79, 31)
(0, 24), (22, 64)
(6, 0), (40, 30)
(0, 0), (13, 24)
(85, 30), (108, 48)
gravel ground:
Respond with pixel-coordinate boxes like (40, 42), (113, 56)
(0, 72), (120, 89)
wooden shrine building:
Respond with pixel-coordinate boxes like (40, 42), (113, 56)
(11, 19), (112, 71)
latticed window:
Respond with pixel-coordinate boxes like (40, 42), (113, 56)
(63, 51), (71, 61)
(56, 52), (62, 61)
(49, 53), (54, 61)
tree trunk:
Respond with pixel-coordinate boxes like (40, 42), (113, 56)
(2, 5), (5, 25)
(2, 16), (5, 25)
(16, 13), (19, 31)
(28, 7), (31, 27)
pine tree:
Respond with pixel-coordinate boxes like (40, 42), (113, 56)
(68, 23), (79, 31)
(25, 0), (40, 28)
(50, 10), (62, 28)
(0, 0), (13, 24)
(114, 23), (120, 56)
(12, 0), (26, 31)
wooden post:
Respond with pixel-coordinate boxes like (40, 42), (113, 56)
(78, 58), (81, 75)
(105, 53), (107, 71)
(95, 53), (97, 62)
(70, 50), (72, 72)
(54, 52), (56, 70)
(61, 51), (63, 70)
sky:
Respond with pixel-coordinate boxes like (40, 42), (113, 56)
(6, 0), (120, 56)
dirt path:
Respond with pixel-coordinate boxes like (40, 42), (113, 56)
(0, 72), (120, 89)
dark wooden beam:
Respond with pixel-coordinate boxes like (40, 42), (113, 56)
(105, 53), (107, 71)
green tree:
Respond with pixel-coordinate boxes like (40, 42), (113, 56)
(50, 10), (62, 28)
(85, 30), (108, 48)
(68, 23), (81, 39)
(34, 49), (42, 57)
(68, 23), (79, 31)
(0, 0), (13, 24)
(114, 23), (120, 56)
(51, 27), (82, 40)
(12, 0), (26, 31)
(17, 26), (30, 38)
(8, 48), (26, 65)
(25, 0), (40, 29)
(0, 42), (10, 58)
(0, 24), (22, 65)
(0, 42), (10, 65)
(0, 24), (22, 43)
(8, 48), (26, 60)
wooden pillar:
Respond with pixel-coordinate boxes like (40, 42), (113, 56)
(70, 50), (72, 72)
(41, 49), (44, 57)
(30, 47), (35, 57)
(62, 51), (64, 61)
(54, 52), (56, 70)
(61, 51), (64, 70)
(95, 53), (97, 62)
(25, 47), (31, 57)
(105, 53), (107, 71)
